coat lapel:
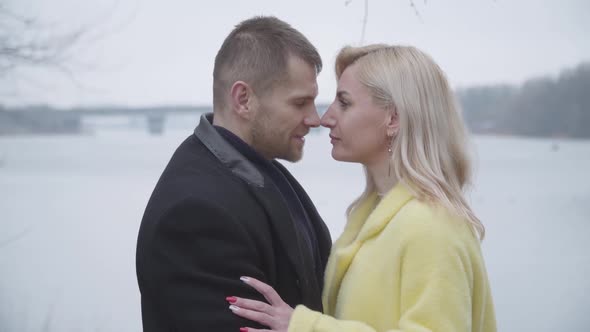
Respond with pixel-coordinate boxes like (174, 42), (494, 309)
(247, 182), (310, 292)
(322, 183), (414, 314)
(272, 161), (332, 266)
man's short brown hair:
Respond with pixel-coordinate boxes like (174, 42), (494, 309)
(213, 16), (322, 111)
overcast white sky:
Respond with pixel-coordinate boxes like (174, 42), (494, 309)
(2, 0), (589, 107)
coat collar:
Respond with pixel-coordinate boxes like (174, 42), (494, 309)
(193, 113), (264, 187)
(348, 182), (415, 243)
(322, 183), (415, 314)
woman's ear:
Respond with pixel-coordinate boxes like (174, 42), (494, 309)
(230, 81), (255, 120)
(386, 108), (400, 137)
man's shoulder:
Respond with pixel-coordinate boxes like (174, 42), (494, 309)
(169, 134), (215, 167)
(163, 134), (233, 179)
(146, 135), (251, 205)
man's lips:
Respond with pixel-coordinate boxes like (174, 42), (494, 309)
(293, 134), (306, 141)
(294, 131), (309, 140)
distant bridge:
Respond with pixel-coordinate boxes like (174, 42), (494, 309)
(69, 105), (211, 135)
(0, 104), (329, 135)
(69, 104), (329, 135)
(0, 105), (211, 135)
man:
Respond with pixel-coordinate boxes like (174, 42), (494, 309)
(136, 16), (332, 331)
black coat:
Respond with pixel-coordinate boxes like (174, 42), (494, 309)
(136, 114), (332, 331)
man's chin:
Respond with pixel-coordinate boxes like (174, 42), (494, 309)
(278, 148), (303, 163)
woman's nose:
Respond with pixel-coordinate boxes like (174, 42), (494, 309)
(320, 104), (336, 128)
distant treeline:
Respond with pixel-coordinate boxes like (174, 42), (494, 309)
(457, 62), (590, 138)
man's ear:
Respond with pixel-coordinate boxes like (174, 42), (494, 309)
(386, 107), (400, 137)
(230, 81), (255, 120)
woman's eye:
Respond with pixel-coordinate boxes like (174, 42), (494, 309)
(338, 99), (349, 109)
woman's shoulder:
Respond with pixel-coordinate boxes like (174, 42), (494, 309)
(391, 198), (478, 247)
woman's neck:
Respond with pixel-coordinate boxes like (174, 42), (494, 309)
(366, 155), (398, 197)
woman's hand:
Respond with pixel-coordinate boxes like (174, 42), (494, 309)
(226, 276), (294, 332)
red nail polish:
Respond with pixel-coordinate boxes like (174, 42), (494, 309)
(226, 296), (237, 303)
(240, 328), (248, 332)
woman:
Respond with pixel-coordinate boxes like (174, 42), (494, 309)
(225, 44), (497, 332)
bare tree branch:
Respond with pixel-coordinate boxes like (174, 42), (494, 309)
(346, 0), (423, 45)
(0, 224), (33, 247)
(0, 1), (138, 100)
(0, 4), (86, 76)
(360, 0), (369, 44)
(409, 1), (424, 22)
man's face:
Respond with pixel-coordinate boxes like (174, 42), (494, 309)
(250, 56), (320, 162)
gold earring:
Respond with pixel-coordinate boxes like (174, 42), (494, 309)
(387, 134), (393, 177)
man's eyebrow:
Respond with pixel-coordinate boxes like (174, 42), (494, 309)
(291, 95), (316, 101)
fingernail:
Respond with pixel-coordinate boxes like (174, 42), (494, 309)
(229, 305), (239, 311)
(226, 296), (237, 303)
(240, 276), (250, 283)
(240, 328), (248, 332)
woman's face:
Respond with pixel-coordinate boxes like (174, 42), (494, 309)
(321, 63), (392, 166)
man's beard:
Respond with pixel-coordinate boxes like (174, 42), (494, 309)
(250, 110), (302, 162)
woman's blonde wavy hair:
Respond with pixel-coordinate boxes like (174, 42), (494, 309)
(339, 44), (484, 240)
